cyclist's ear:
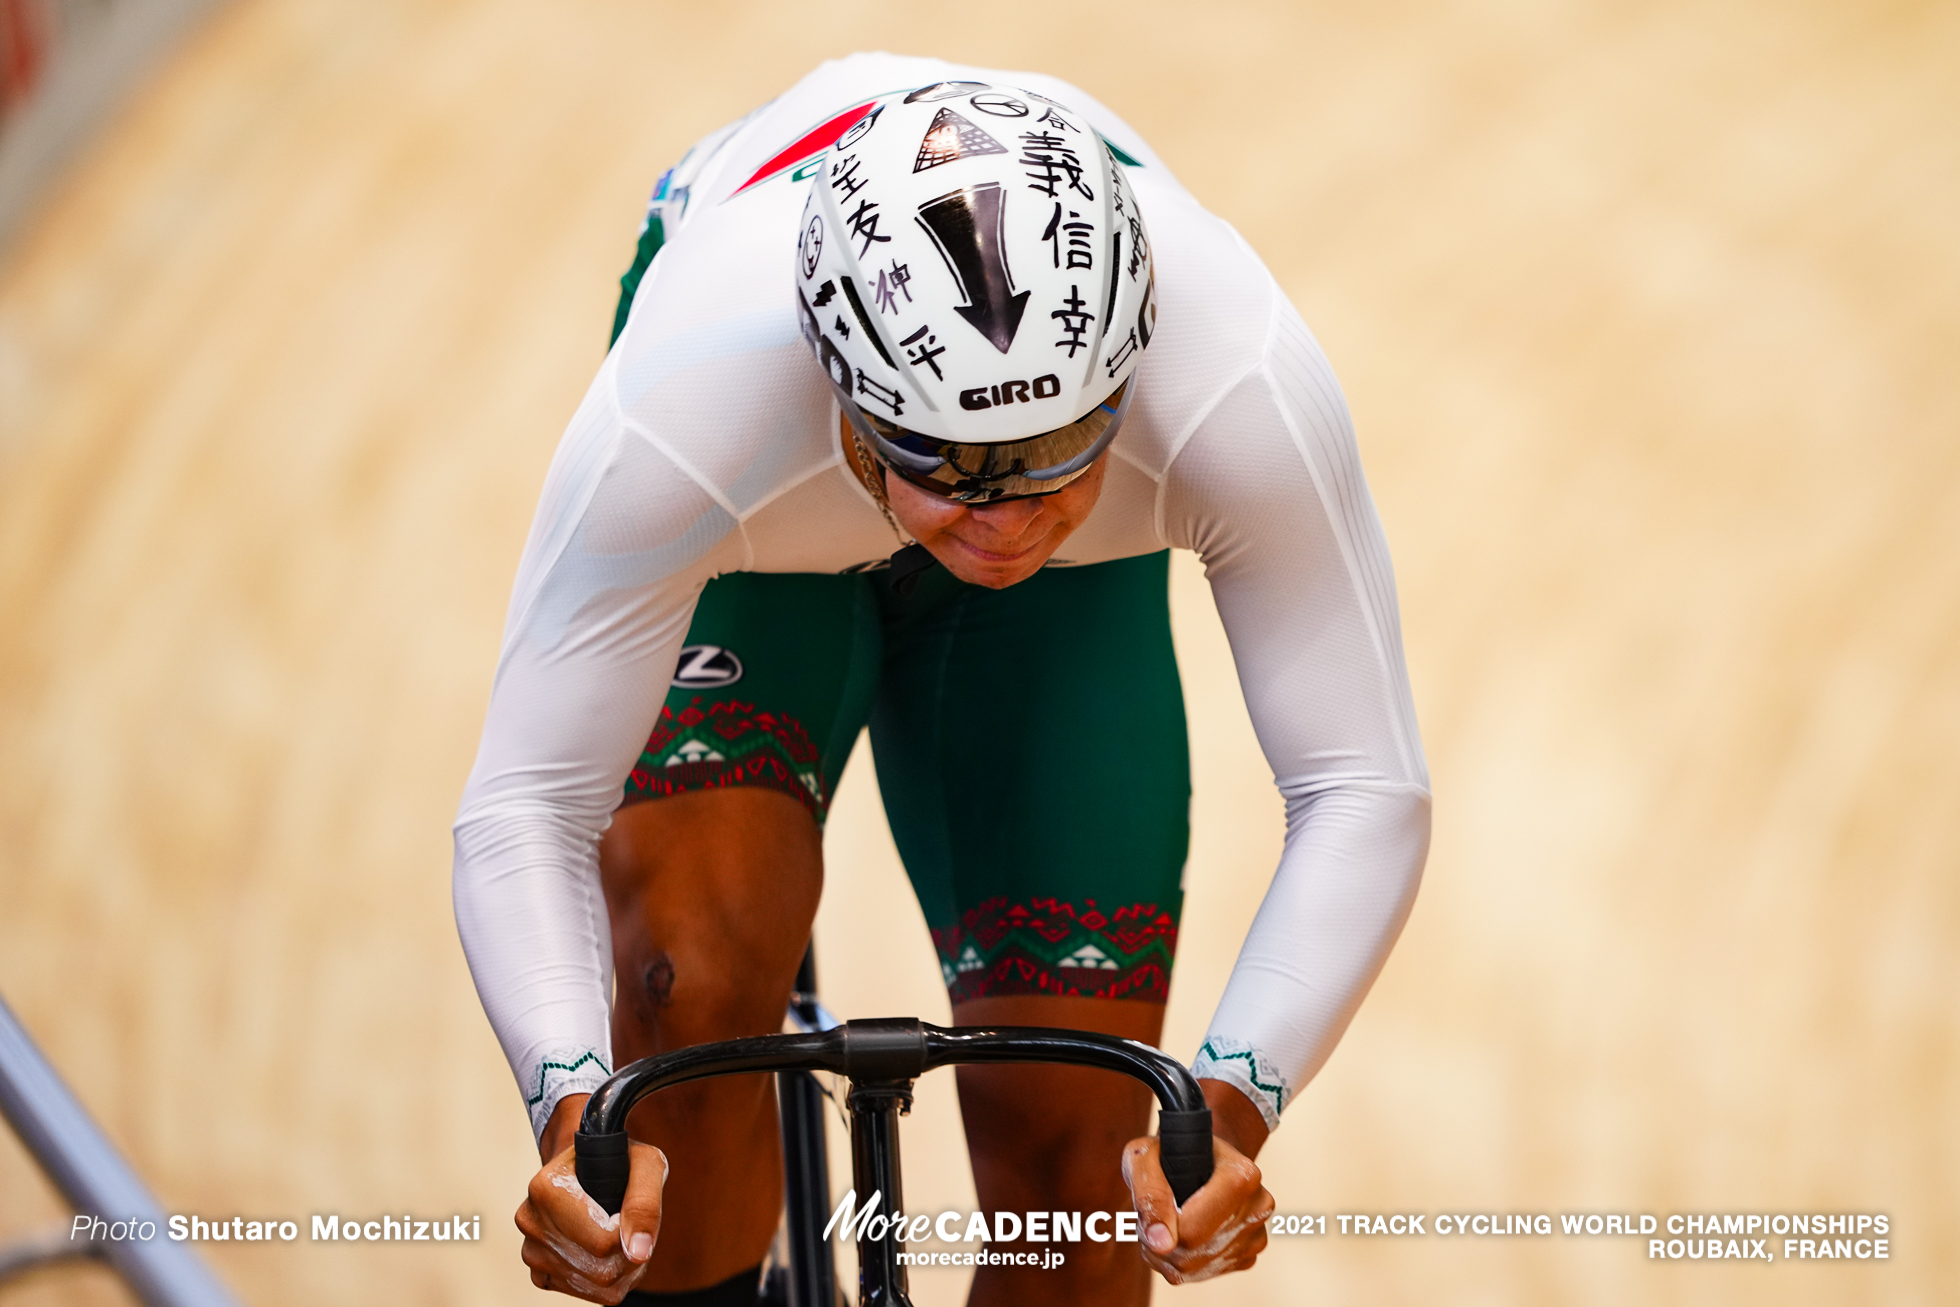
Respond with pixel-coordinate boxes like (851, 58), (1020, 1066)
(1120, 1136), (1181, 1254)
(618, 1140), (669, 1262)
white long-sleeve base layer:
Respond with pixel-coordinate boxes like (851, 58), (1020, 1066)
(453, 53), (1431, 1142)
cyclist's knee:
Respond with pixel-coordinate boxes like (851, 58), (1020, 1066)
(601, 788), (822, 1048)
(611, 926), (795, 1049)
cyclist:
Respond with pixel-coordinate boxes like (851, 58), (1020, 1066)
(454, 53), (1430, 1306)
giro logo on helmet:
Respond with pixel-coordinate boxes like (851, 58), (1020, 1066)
(959, 375), (1062, 410)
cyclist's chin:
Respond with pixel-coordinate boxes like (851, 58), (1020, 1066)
(926, 535), (1059, 589)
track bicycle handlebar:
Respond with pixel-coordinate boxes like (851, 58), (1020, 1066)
(574, 1017), (1215, 1212)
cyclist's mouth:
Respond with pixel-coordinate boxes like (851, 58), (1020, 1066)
(943, 533), (1051, 566)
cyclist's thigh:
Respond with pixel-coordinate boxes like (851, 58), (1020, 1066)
(623, 570), (880, 825)
(605, 570), (881, 1054)
(869, 550), (1190, 1007)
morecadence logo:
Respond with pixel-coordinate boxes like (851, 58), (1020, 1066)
(823, 1188), (1140, 1254)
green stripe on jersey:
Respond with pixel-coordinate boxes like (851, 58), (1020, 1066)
(610, 211), (666, 347)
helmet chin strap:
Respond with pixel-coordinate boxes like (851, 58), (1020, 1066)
(833, 394), (938, 596)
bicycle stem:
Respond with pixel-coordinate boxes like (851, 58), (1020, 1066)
(847, 1077), (913, 1306)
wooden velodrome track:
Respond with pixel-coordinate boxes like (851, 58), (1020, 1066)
(2, 2), (1954, 1303)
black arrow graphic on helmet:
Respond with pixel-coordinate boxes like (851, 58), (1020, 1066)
(916, 183), (1029, 354)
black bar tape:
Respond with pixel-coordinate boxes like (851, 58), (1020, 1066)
(1156, 1108), (1214, 1206)
(574, 1129), (631, 1216)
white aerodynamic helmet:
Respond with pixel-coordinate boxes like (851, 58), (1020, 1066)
(796, 80), (1157, 501)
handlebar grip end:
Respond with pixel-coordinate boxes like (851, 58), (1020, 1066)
(574, 1129), (631, 1216)
(1156, 1108), (1214, 1207)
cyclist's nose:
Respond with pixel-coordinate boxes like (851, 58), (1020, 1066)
(966, 496), (1045, 534)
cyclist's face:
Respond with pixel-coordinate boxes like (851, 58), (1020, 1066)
(884, 454), (1109, 589)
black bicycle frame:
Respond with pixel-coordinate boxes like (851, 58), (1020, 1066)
(778, 946), (840, 1307)
(574, 1008), (1214, 1307)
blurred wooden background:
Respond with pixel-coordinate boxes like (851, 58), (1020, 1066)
(1, 1), (1954, 1303)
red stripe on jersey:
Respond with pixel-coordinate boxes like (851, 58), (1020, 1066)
(731, 101), (876, 196)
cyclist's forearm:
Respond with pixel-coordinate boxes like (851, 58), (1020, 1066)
(453, 805), (618, 1140)
(1196, 782), (1431, 1131)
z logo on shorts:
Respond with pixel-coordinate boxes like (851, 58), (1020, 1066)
(672, 645), (744, 688)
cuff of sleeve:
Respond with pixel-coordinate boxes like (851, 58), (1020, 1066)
(1192, 1038), (1287, 1134)
(525, 1049), (614, 1142)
